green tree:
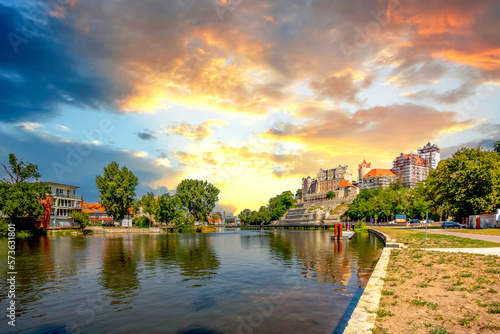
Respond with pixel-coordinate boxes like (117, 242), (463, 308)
(156, 193), (181, 224)
(95, 161), (138, 221)
(295, 188), (302, 199)
(71, 211), (90, 230)
(238, 209), (253, 225)
(0, 153), (49, 224)
(494, 140), (500, 154)
(134, 192), (157, 225)
(268, 191), (296, 221)
(326, 191), (336, 199)
(426, 147), (500, 221)
(176, 179), (220, 223)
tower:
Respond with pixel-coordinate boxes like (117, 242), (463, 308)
(417, 142), (440, 170)
(358, 159), (371, 181)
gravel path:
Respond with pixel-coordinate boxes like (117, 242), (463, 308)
(410, 228), (500, 243)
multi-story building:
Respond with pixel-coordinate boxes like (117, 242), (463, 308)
(301, 165), (354, 202)
(37, 182), (83, 228)
(392, 153), (429, 188)
(358, 169), (397, 190)
(417, 142), (440, 170)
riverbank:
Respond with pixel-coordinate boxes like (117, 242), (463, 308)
(373, 249), (500, 334)
(364, 227), (500, 333)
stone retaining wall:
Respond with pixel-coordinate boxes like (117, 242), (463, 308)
(343, 247), (392, 333)
(368, 229), (405, 248)
(87, 227), (162, 234)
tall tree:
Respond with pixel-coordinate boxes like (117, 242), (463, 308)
(176, 179), (220, 223)
(95, 162), (138, 221)
(156, 193), (181, 224)
(0, 153), (49, 224)
(426, 147), (500, 221)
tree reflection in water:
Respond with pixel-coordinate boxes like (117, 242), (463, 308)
(100, 236), (140, 307)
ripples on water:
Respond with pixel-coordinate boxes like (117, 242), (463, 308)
(0, 229), (383, 334)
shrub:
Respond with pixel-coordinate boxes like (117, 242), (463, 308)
(133, 216), (151, 228)
(0, 218), (9, 236)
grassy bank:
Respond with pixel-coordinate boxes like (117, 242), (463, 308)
(373, 249), (500, 334)
(371, 227), (500, 248)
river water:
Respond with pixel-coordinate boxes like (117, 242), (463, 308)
(0, 229), (383, 334)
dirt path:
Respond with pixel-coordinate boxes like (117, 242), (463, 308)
(410, 228), (500, 243)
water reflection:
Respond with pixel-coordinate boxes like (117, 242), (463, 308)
(0, 230), (382, 334)
(100, 236), (140, 307)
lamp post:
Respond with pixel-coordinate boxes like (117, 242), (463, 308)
(425, 212), (428, 245)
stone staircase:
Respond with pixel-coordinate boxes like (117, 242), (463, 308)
(280, 207), (321, 225)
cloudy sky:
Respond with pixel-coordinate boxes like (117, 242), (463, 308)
(1, 0), (499, 214)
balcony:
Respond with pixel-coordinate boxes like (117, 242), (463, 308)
(52, 193), (77, 199)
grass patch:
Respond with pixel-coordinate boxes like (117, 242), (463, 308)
(381, 290), (395, 296)
(430, 325), (450, 334)
(370, 227), (500, 248)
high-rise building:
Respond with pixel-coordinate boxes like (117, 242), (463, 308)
(392, 153), (429, 188)
(417, 142), (441, 170)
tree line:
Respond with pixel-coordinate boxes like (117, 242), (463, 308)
(238, 191), (296, 225)
(345, 143), (500, 222)
(0, 155), (220, 234)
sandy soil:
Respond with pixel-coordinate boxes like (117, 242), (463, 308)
(373, 249), (500, 334)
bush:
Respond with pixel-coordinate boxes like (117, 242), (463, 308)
(0, 218), (9, 236)
(133, 216), (151, 228)
(355, 221), (367, 232)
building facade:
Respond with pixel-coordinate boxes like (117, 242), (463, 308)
(358, 159), (372, 181)
(301, 165), (354, 202)
(392, 153), (429, 188)
(358, 169), (397, 190)
(417, 142), (441, 170)
(82, 203), (133, 227)
(39, 182), (83, 228)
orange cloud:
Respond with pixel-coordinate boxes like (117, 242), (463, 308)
(166, 120), (228, 141)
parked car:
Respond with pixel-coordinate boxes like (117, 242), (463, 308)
(388, 220), (397, 225)
(422, 219), (434, 224)
(441, 221), (462, 229)
(409, 218), (421, 224)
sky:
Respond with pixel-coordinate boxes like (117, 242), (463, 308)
(0, 0), (499, 214)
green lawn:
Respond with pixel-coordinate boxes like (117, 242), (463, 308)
(371, 227), (500, 248)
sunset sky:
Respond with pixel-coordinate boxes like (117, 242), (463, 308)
(1, 0), (499, 214)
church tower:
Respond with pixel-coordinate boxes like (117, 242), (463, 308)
(358, 159), (372, 181)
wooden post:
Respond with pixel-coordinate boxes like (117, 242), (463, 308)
(334, 223), (342, 239)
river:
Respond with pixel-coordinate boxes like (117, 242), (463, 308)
(0, 229), (383, 334)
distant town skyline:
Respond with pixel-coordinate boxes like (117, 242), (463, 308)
(1, 0), (499, 213)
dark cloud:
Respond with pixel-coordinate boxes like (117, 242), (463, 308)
(0, 4), (126, 123)
(0, 129), (183, 202)
(137, 132), (156, 141)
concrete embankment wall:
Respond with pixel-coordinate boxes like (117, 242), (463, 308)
(87, 227), (163, 234)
